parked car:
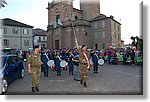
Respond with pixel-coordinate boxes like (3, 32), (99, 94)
(2, 48), (16, 55)
(0, 55), (25, 94)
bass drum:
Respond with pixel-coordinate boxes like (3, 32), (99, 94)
(98, 59), (104, 65)
(47, 60), (55, 67)
(60, 60), (68, 67)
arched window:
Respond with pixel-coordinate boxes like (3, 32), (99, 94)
(75, 16), (78, 20)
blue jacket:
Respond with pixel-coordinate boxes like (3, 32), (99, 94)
(41, 53), (49, 66)
(54, 56), (61, 69)
(67, 54), (74, 68)
(130, 51), (135, 59)
(91, 53), (99, 65)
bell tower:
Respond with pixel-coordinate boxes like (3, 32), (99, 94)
(80, 0), (100, 21)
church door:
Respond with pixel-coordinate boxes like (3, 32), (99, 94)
(55, 40), (59, 49)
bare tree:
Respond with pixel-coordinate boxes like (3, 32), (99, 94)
(0, 0), (7, 8)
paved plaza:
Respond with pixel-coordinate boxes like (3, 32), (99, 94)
(5, 62), (143, 95)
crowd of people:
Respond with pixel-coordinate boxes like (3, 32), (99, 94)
(34, 47), (143, 77)
(26, 46), (142, 92)
(20, 47), (143, 77)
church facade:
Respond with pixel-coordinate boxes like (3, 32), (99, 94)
(47, 0), (121, 50)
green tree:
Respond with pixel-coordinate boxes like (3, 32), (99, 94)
(130, 36), (143, 50)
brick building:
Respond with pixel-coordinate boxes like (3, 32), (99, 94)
(47, 0), (121, 50)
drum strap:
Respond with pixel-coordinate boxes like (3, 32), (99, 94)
(57, 55), (62, 61)
(44, 53), (49, 60)
(95, 53), (99, 60)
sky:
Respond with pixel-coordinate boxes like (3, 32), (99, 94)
(0, 0), (144, 44)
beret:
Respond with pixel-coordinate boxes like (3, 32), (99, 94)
(81, 45), (86, 49)
(33, 45), (39, 49)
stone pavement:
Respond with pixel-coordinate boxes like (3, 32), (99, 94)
(5, 62), (143, 95)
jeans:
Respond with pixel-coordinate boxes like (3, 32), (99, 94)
(93, 64), (98, 72)
(74, 65), (80, 80)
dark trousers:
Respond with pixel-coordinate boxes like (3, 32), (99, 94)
(69, 67), (74, 75)
(108, 56), (111, 64)
(123, 57), (127, 64)
(131, 58), (135, 64)
(43, 64), (49, 77)
(57, 67), (61, 75)
(93, 64), (98, 72)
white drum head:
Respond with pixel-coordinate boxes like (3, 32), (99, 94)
(98, 59), (104, 65)
(47, 60), (54, 67)
(60, 60), (68, 67)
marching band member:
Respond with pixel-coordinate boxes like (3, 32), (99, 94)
(91, 50), (99, 73)
(41, 50), (49, 77)
(54, 51), (62, 76)
(67, 50), (74, 75)
(61, 48), (68, 70)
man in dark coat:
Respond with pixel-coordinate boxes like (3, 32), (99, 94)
(41, 50), (49, 77)
(130, 49), (135, 65)
(54, 51), (62, 76)
(91, 50), (99, 73)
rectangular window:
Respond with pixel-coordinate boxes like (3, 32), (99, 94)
(94, 22), (98, 29)
(24, 40), (29, 46)
(12, 28), (19, 34)
(102, 20), (106, 28)
(102, 32), (106, 38)
(114, 33), (116, 39)
(23, 29), (28, 35)
(3, 27), (7, 34)
(92, 22), (95, 29)
(99, 43), (102, 49)
(94, 32), (98, 39)
(43, 37), (45, 40)
(43, 36), (46, 40)
(4, 39), (9, 46)
(114, 23), (116, 29)
(118, 25), (120, 31)
(102, 43), (106, 49)
(118, 34), (120, 41)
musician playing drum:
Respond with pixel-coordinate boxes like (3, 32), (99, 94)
(54, 51), (62, 76)
(67, 50), (74, 75)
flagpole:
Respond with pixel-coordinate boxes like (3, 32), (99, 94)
(69, 12), (79, 48)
